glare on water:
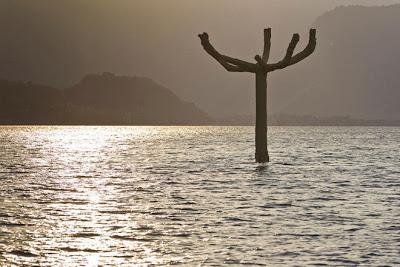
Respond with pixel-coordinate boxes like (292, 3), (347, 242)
(0, 126), (399, 266)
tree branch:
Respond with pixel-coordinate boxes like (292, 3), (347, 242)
(288, 29), (317, 65)
(267, 29), (317, 72)
(262, 28), (271, 63)
(198, 32), (256, 73)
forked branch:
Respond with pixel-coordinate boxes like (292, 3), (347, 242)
(267, 29), (316, 72)
(262, 28), (272, 63)
(198, 32), (256, 73)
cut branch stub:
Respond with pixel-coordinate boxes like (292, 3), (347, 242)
(198, 32), (256, 73)
(267, 29), (316, 72)
(262, 28), (272, 63)
(283, 33), (300, 62)
(289, 29), (317, 65)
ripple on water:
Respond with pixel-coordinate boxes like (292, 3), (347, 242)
(0, 126), (399, 265)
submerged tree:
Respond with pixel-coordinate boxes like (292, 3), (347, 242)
(198, 28), (317, 163)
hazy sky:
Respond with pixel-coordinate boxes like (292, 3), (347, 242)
(1, 0), (400, 116)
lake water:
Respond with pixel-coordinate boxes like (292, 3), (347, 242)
(0, 126), (399, 266)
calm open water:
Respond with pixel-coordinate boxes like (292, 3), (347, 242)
(0, 126), (399, 266)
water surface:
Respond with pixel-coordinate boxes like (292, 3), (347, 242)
(0, 126), (399, 266)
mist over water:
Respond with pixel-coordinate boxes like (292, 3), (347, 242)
(0, 126), (399, 265)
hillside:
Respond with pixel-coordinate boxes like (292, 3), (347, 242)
(0, 80), (64, 124)
(269, 4), (400, 120)
(0, 73), (211, 125)
(65, 73), (211, 124)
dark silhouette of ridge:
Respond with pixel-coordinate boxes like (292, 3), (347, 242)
(0, 80), (64, 124)
(65, 73), (211, 125)
(0, 73), (212, 125)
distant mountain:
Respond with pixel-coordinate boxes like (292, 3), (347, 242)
(65, 73), (211, 124)
(0, 80), (64, 124)
(270, 4), (400, 121)
(0, 73), (211, 125)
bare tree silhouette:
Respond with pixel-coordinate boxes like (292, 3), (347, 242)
(199, 28), (317, 163)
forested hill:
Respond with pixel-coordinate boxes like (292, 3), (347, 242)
(0, 73), (212, 125)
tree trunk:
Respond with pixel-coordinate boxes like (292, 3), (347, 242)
(255, 71), (269, 163)
(199, 29), (316, 163)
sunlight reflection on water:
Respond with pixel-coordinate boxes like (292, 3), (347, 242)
(0, 126), (399, 266)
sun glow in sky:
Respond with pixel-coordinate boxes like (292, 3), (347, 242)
(2, 0), (400, 118)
